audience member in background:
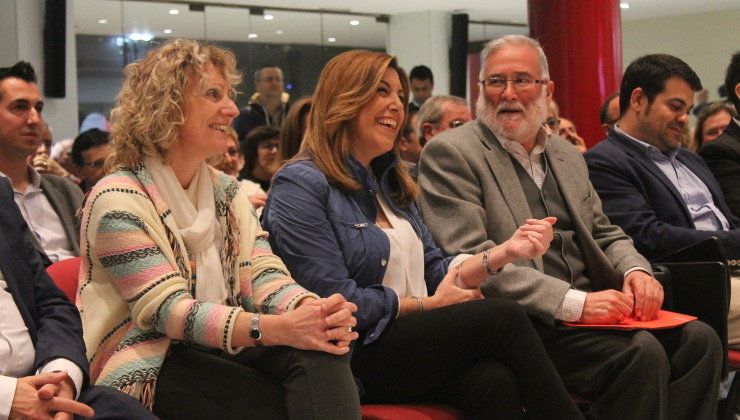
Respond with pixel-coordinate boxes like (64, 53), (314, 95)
(417, 95), (471, 145)
(278, 96), (311, 161)
(585, 53), (740, 348)
(600, 92), (620, 136)
(695, 101), (736, 150)
(51, 138), (82, 181)
(396, 109), (421, 179)
(558, 117), (588, 153)
(215, 127), (267, 215)
(0, 61), (82, 265)
(418, 35), (722, 419)
(30, 123), (77, 182)
(700, 51), (740, 219)
(78, 39), (361, 418)
(233, 65), (290, 140)
(263, 49), (583, 419)
(0, 177), (156, 420)
(546, 99), (560, 133)
(408, 65), (434, 112)
(71, 128), (111, 192)
(239, 125), (281, 191)
(28, 122), (51, 164)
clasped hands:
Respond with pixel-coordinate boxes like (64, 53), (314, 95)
(580, 270), (664, 324)
(271, 293), (359, 355)
(10, 371), (94, 420)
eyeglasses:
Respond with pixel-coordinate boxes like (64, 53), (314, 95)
(480, 76), (548, 92)
(258, 142), (280, 151)
(82, 158), (106, 168)
(448, 119), (467, 129)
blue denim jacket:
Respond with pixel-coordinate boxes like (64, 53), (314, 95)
(263, 152), (454, 344)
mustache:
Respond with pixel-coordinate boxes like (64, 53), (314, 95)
(668, 122), (685, 131)
(496, 101), (526, 113)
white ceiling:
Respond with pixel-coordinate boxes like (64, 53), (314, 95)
(75, 0), (740, 48)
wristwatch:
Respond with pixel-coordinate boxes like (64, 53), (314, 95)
(250, 313), (262, 345)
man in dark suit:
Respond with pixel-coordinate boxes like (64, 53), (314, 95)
(0, 176), (155, 418)
(0, 61), (82, 265)
(700, 51), (740, 220)
(418, 34), (722, 419)
(585, 54), (740, 348)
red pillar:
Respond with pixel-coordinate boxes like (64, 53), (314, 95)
(528, 0), (622, 148)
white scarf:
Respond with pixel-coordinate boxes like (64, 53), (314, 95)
(143, 157), (227, 304)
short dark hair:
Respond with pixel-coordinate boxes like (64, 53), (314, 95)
(726, 51), (740, 112)
(242, 125), (280, 173)
(0, 61), (37, 100)
(619, 54), (702, 117)
(72, 128), (110, 166)
(409, 65), (433, 83)
(599, 92), (620, 125)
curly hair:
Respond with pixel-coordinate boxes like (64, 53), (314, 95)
(107, 39), (241, 171)
(300, 50), (417, 207)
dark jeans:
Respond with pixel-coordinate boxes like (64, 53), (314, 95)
(533, 319), (722, 420)
(351, 298), (583, 419)
(78, 385), (157, 419)
(153, 343), (360, 420)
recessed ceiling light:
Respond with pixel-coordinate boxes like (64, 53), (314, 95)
(163, 29), (173, 34)
(350, 20), (359, 26)
(620, 2), (630, 9)
(275, 30), (284, 35)
(129, 33), (153, 42)
(327, 37), (336, 43)
(264, 14), (274, 20)
(248, 33), (258, 39)
(97, 19), (108, 24)
(169, 9), (179, 15)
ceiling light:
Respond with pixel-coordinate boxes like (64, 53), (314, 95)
(163, 29), (173, 34)
(97, 19), (108, 24)
(248, 33), (258, 39)
(275, 30), (284, 35)
(169, 9), (179, 15)
(129, 33), (153, 42)
(620, 2), (630, 9)
(350, 20), (359, 26)
(327, 37), (336, 43)
(264, 14), (274, 20)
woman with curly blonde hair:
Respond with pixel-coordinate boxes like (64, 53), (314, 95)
(263, 50), (582, 418)
(79, 39), (361, 419)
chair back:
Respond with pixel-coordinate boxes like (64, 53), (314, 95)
(45, 257), (82, 303)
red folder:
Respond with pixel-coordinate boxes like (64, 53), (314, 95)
(563, 310), (697, 330)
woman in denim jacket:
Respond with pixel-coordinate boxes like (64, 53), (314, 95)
(263, 50), (582, 419)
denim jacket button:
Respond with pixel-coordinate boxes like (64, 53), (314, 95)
(381, 259), (387, 266)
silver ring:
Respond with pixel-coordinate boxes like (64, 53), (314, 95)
(348, 327), (352, 333)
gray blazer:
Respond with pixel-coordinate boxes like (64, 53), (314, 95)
(38, 174), (83, 257)
(417, 120), (651, 324)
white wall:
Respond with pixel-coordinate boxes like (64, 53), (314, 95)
(622, 9), (740, 103)
(0, 0), (79, 142)
(388, 11), (451, 96)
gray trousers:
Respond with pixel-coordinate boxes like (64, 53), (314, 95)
(533, 319), (722, 420)
(153, 343), (361, 420)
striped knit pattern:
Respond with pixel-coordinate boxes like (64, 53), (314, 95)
(78, 164), (317, 407)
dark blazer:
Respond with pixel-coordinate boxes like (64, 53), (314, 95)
(700, 119), (740, 219)
(38, 174), (83, 257)
(0, 177), (89, 380)
(585, 128), (740, 263)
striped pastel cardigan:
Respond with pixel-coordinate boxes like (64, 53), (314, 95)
(77, 163), (317, 407)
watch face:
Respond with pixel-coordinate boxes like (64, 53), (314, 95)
(249, 329), (261, 340)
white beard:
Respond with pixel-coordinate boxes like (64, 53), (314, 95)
(477, 90), (548, 144)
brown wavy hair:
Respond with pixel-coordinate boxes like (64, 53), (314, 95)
(299, 50), (417, 207)
(107, 39), (241, 171)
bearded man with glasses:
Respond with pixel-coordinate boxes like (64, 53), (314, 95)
(417, 35), (721, 419)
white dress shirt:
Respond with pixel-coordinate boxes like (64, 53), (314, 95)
(1, 168), (75, 263)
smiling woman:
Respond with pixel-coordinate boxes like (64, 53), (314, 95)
(77, 38), (361, 419)
(262, 50), (583, 418)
